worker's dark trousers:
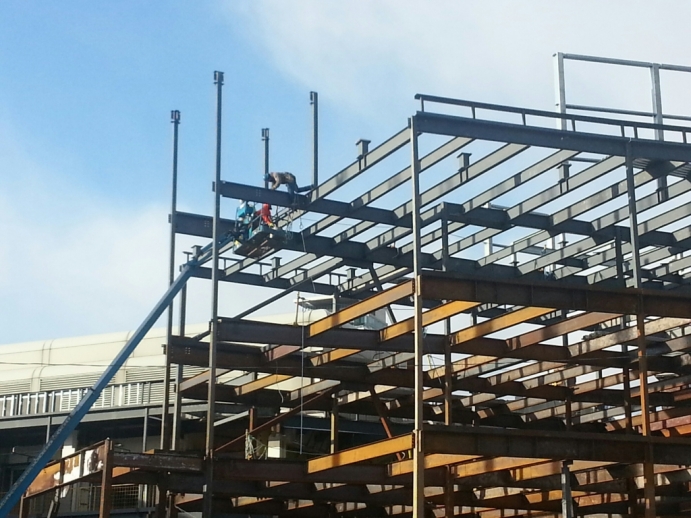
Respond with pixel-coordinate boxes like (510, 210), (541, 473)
(287, 184), (312, 195)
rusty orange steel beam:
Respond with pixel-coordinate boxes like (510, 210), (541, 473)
(232, 373), (294, 397)
(179, 368), (231, 392)
(380, 300), (480, 342)
(451, 307), (556, 347)
(308, 280), (414, 337)
(308, 434), (413, 473)
(388, 453), (479, 478)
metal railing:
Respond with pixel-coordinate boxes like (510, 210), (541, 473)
(20, 483), (156, 516)
(415, 93), (691, 143)
(0, 381), (162, 419)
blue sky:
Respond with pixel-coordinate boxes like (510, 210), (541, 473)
(3, 1), (691, 344)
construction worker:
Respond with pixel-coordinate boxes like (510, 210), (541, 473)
(259, 203), (274, 227)
(264, 172), (312, 196)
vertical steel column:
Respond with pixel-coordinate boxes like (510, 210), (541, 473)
(155, 486), (167, 518)
(262, 128), (270, 189)
(330, 395), (339, 454)
(142, 407), (149, 452)
(444, 466), (454, 517)
(625, 142), (655, 518)
(441, 212), (452, 425)
(444, 319), (452, 426)
(310, 92), (318, 190)
(625, 144), (643, 287)
(553, 52), (567, 131)
(650, 63), (668, 200)
(561, 461), (574, 518)
(99, 440), (113, 518)
(171, 283), (187, 451)
(638, 309), (656, 518)
(409, 116), (425, 518)
(651, 64), (664, 140)
(204, 70), (224, 518)
(161, 110), (181, 451)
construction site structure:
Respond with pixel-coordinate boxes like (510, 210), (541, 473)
(7, 54), (691, 518)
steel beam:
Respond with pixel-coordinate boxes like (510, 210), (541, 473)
(307, 435), (413, 473)
(419, 274), (691, 317)
(423, 425), (691, 465)
(308, 280), (414, 337)
(415, 111), (691, 162)
(380, 300), (479, 342)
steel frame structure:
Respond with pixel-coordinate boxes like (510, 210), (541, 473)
(12, 70), (691, 518)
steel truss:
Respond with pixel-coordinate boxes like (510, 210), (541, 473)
(17, 87), (691, 518)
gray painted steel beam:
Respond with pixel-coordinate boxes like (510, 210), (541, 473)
(415, 111), (691, 162)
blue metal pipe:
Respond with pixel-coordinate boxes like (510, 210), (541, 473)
(0, 263), (197, 517)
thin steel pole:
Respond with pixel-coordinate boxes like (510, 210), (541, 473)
(262, 128), (270, 189)
(330, 395), (339, 454)
(625, 145), (643, 287)
(204, 70), (224, 518)
(161, 109), (180, 451)
(441, 211), (452, 426)
(410, 115), (425, 518)
(650, 64), (668, 200)
(310, 92), (318, 191)
(171, 283), (187, 451)
(651, 64), (664, 139)
(554, 52), (567, 131)
(142, 406), (149, 452)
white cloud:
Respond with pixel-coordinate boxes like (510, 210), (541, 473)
(0, 119), (299, 344)
(222, 1), (691, 119)
(0, 125), (170, 343)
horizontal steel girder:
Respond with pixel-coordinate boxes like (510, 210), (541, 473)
(423, 424), (691, 465)
(415, 111), (691, 162)
(418, 273), (691, 317)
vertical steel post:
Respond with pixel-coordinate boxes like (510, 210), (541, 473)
(626, 142), (655, 518)
(99, 440), (113, 518)
(444, 466), (454, 517)
(204, 70), (224, 518)
(561, 461), (574, 518)
(310, 92), (318, 191)
(441, 212), (453, 425)
(18, 495), (29, 518)
(161, 110), (181, 451)
(409, 116), (425, 518)
(262, 128), (270, 189)
(330, 395), (339, 454)
(638, 309), (656, 518)
(142, 406), (149, 452)
(625, 145), (643, 287)
(650, 63), (668, 200)
(172, 283), (187, 451)
(444, 319), (452, 426)
(554, 52), (567, 131)
(651, 64), (664, 140)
